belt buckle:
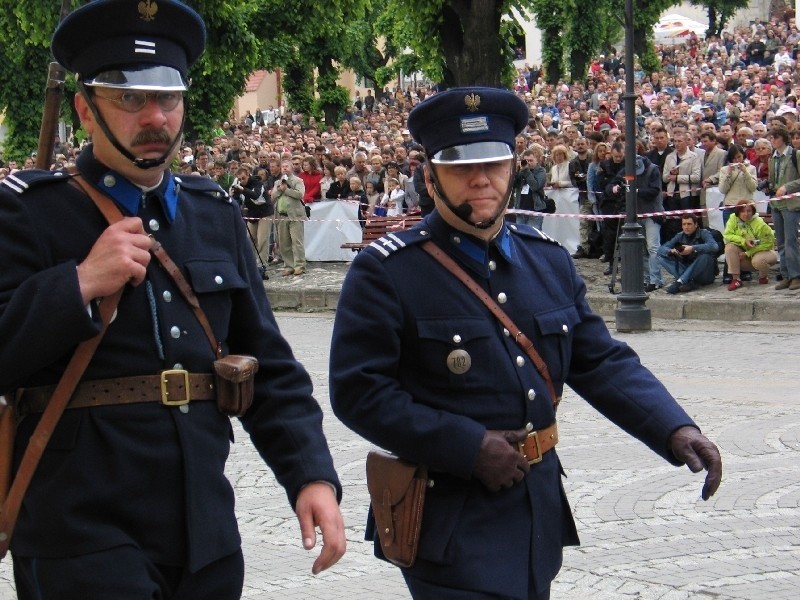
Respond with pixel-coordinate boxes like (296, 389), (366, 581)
(519, 430), (543, 464)
(160, 369), (191, 406)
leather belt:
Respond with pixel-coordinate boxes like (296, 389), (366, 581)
(15, 371), (216, 418)
(517, 422), (558, 464)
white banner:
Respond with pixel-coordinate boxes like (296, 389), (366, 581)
(304, 200), (361, 262)
(542, 187), (580, 255)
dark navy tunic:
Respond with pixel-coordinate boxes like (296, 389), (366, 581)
(330, 210), (695, 597)
(0, 147), (340, 572)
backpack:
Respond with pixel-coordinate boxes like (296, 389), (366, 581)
(706, 228), (725, 257)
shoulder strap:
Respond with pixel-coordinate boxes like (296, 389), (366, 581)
(419, 241), (560, 410)
(0, 180), (126, 556)
(70, 171), (222, 359)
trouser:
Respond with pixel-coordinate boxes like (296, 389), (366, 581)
(772, 207), (800, 280)
(724, 245), (778, 278)
(277, 215), (306, 270)
(658, 253), (716, 286)
(403, 572), (550, 600)
(661, 194), (698, 243)
(577, 199), (594, 250)
(13, 545), (244, 600)
(247, 217), (271, 264)
(602, 217), (621, 260)
(641, 218), (663, 286)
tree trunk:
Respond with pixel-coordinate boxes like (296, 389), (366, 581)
(438, 0), (504, 88)
(318, 56), (340, 127)
(707, 6), (718, 38)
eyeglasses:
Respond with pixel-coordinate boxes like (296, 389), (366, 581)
(94, 90), (183, 113)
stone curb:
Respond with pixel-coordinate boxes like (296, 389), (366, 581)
(263, 261), (800, 321)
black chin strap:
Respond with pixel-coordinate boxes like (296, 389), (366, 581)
(430, 163), (516, 230)
(78, 82), (185, 170)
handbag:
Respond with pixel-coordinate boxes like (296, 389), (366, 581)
(366, 450), (428, 568)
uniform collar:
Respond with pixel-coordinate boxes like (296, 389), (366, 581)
(76, 145), (180, 222)
(427, 210), (517, 277)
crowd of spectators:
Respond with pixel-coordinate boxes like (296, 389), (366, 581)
(2, 9), (799, 288)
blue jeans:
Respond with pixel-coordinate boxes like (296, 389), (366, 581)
(658, 252), (716, 286)
(642, 218), (663, 286)
(772, 207), (800, 280)
(517, 214), (544, 230)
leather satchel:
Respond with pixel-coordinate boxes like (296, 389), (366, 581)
(212, 354), (259, 416)
(366, 450), (428, 568)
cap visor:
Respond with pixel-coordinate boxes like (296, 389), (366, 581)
(84, 66), (187, 91)
(432, 142), (514, 165)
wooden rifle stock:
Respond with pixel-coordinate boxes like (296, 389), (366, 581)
(33, 0), (75, 171)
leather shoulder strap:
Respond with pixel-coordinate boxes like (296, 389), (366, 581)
(69, 170), (221, 359)
(420, 241), (560, 409)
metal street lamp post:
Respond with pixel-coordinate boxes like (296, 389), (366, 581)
(615, 0), (652, 332)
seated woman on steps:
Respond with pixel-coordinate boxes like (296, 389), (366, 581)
(723, 200), (778, 291)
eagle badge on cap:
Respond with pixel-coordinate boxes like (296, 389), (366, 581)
(138, 0), (159, 22)
(465, 93), (481, 112)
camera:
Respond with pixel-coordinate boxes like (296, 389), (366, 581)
(575, 172), (586, 181)
(752, 238), (761, 245)
(674, 243), (685, 253)
(520, 159), (528, 167)
(281, 174), (289, 184)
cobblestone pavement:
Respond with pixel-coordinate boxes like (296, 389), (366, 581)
(263, 252), (800, 321)
(3, 316), (797, 599)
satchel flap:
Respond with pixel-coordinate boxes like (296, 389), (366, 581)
(366, 450), (419, 506)
(213, 355), (259, 383)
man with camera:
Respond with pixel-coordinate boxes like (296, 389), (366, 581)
(514, 146), (548, 229)
(767, 125), (800, 290)
(231, 165), (272, 268)
(657, 214), (718, 294)
(568, 137), (593, 258)
(273, 159), (307, 276)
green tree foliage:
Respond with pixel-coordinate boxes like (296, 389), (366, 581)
(689, 0), (750, 38)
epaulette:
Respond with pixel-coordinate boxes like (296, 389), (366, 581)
(173, 174), (230, 203)
(364, 224), (430, 260)
(0, 169), (70, 196)
(507, 222), (562, 247)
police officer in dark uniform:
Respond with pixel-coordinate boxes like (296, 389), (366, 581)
(0, 1), (344, 597)
(329, 87), (721, 599)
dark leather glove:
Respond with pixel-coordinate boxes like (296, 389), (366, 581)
(669, 425), (722, 500)
(473, 427), (530, 492)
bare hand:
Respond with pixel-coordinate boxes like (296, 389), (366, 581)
(77, 217), (152, 303)
(295, 482), (346, 574)
(775, 186), (787, 197)
(473, 427), (530, 492)
(669, 426), (722, 500)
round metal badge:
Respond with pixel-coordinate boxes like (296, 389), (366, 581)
(446, 349), (472, 375)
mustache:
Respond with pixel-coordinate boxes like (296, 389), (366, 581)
(131, 129), (173, 146)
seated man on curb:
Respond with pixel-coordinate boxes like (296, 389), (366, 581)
(657, 214), (718, 294)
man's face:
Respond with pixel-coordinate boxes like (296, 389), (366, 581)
(355, 155), (367, 170)
(574, 138), (588, 154)
(681, 218), (698, 236)
(719, 125), (733, 141)
(428, 159), (513, 230)
(292, 158), (302, 173)
(76, 87), (185, 186)
(700, 136), (716, 152)
(281, 161), (292, 176)
(652, 131), (669, 151)
(673, 134), (688, 152)
(610, 149), (624, 164)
